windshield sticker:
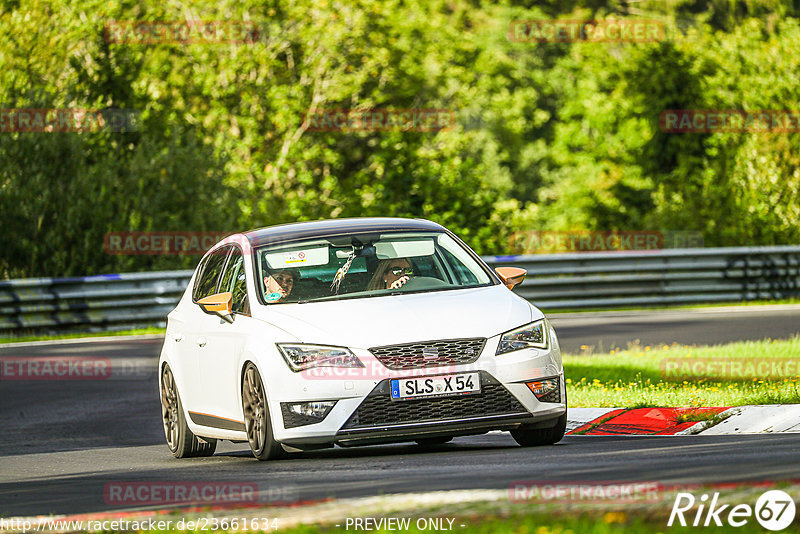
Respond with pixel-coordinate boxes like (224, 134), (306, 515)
(265, 292), (282, 302)
(264, 246), (329, 269)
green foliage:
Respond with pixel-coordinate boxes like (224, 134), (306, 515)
(1, 0), (798, 277)
(564, 337), (800, 407)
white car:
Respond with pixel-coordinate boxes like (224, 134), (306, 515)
(158, 217), (567, 460)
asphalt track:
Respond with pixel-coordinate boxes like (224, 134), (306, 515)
(1, 306), (798, 517)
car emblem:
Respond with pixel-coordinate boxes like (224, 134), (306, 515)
(465, 348), (474, 356)
(422, 347), (439, 360)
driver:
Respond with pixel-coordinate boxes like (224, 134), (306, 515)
(263, 269), (298, 303)
(366, 258), (414, 290)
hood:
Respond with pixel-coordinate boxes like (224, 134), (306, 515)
(252, 285), (537, 349)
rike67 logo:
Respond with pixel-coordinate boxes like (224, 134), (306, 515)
(669, 489), (796, 530)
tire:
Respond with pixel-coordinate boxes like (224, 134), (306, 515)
(242, 363), (284, 461)
(510, 413), (567, 447)
(415, 436), (453, 446)
(160, 364), (217, 458)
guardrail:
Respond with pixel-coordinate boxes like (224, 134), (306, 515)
(0, 271), (193, 335)
(1, 246), (799, 336)
(487, 246), (800, 309)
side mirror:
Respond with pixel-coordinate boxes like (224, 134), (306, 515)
(197, 292), (234, 323)
(495, 267), (527, 290)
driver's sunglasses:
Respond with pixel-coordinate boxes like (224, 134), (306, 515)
(390, 267), (413, 276)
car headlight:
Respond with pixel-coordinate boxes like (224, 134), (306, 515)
(496, 320), (548, 355)
(277, 344), (364, 372)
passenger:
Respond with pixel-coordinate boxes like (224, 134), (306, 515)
(263, 269), (298, 303)
(366, 258), (414, 290)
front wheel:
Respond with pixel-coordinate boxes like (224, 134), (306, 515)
(160, 364), (216, 458)
(242, 363), (284, 461)
(511, 413), (567, 447)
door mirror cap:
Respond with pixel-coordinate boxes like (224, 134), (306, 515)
(197, 292), (234, 323)
(495, 267), (526, 290)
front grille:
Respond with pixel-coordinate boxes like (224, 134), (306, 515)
(341, 373), (527, 429)
(369, 338), (486, 370)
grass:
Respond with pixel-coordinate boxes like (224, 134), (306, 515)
(97, 512), (780, 534)
(279, 513), (745, 533)
(0, 327), (165, 344)
(564, 337), (800, 407)
(671, 409), (728, 424)
(108, 481), (800, 534)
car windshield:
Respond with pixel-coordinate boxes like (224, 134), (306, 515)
(255, 231), (494, 304)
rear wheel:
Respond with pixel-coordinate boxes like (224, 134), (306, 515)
(242, 363), (283, 461)
(160, 364), (216, 458)
(510, 413), (567, 447)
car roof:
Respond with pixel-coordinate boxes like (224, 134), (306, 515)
(244, 217), (446, 248)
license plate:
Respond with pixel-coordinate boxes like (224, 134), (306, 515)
(390, 372), (480, 401)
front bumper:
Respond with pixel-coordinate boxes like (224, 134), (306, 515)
(269, 336), (566, 448)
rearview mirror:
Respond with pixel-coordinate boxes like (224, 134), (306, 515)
(495, 267), (526, 290)
(375, 239), (435, 259)
(197, 292), (234, 323)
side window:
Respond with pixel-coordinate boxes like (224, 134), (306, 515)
(219, 248), (248, 314)
(193, 247), (231, 301)
(219, 248), (242, 294)
(439, 247), (479, 285)
(410, 255), (443, 281)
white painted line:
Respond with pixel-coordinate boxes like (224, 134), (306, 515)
(699, 404), (800, 435)
(673, 407), (741, 435)
(566, 407), (620, 433)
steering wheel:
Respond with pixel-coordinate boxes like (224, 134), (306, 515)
(397, 276), (448, 290)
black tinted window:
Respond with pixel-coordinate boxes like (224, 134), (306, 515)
(193, 247), (230, 301)
(219, 248), (248, 313)
(440, 247), (479, 285)
(254, 232), (491, 304)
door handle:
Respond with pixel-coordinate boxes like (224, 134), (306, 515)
(172, 333), (183, 342)
(197, 337), (207, 347)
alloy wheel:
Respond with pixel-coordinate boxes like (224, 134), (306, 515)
(160, 365), (180, 452)
(243, 365), (267, 454)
